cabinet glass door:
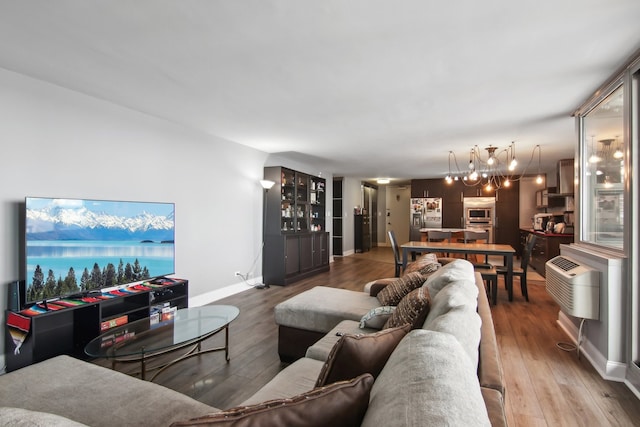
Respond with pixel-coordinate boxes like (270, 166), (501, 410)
(281, 169), (295, 232)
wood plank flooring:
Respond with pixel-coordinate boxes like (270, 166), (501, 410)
(94, 247), (640, 426)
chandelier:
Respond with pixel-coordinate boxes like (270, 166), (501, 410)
(587, 136), (624, 188)
(444, 142), (543, 191)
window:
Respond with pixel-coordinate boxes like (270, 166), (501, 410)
(578, 85), (625, 250)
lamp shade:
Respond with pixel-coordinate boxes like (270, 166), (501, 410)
(260, 179), (276, 190)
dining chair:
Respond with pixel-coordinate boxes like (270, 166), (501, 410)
(388, 230), (403, 277)
(462, 230), (490, 265)
(427, 230), (452, 258)
(496, 234), (537, 302)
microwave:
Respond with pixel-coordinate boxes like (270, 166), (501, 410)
(466, 208), (492, 220)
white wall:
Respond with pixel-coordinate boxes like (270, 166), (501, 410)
(0, 68), (271, 369)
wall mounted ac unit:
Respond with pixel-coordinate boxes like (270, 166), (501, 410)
(546, 256), (600, 320)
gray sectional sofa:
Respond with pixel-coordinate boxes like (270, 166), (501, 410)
(0, 258), (506, 426)
(272, 258), (507, 426)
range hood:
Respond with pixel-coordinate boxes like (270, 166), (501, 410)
(550, 159), (574, 196)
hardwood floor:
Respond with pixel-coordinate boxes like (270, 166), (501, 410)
(96, 247), (640, 426)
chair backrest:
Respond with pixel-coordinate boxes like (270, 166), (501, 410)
(428, 230), (452, 242)
(388, 230), (401, 265)
(463, 230), (489, 243)
(520, 234), (537, 271)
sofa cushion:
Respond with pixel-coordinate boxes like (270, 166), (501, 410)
(423, 259), (475, 298)
(361, 330), (491, 427)
(171, 374), (374, 427)
(274, 286), (380, 333)
(376, 272), (425, 306)
(305, 320), (376, 361)
(241, 357), (325, 406)
(315, 324), (411, 387)
(359, 306), (396, 329)
(424, 303), (481, 369)
(0, 407), (88, 426)
(383, 286), (431, 329)
(0, 355), (217, 427)
(423, 279), (478, 328)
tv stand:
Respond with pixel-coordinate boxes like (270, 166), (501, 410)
(4, 278), (188, 372)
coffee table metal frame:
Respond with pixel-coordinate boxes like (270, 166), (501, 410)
(85, 305), (239, 382)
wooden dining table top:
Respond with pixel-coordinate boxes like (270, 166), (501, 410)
(401, 241), (515, 253)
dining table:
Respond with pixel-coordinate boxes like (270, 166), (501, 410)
(400, 241), (517, 301)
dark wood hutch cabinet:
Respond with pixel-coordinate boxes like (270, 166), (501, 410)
(263, 167), (329, 285)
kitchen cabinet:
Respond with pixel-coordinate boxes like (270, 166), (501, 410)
(521, 229), (574, 277)
(495, 181), (519, 249)
(410, 179), (444, 198)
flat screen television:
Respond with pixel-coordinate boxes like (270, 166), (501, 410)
(24, 197), (175, 305)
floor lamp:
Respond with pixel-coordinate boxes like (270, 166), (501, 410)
(237, 179), (275, 289)
(255, 179), (275, 289)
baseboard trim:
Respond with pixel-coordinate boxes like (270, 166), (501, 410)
(556, 311), (627, 382)
(188, 279), (257, 307)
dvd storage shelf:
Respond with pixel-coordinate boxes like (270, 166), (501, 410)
(4, 278), (188, 372)
(263, 167), (329, 285)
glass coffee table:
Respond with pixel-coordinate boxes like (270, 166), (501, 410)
(85, 305), (239, 381)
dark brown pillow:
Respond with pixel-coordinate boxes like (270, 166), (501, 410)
(170, 374), (374, 427)
(376, 272), (425, 306)
(367, 278), (396, 297)
(315, 324), (411, 387)
(383, 286), (431, 329)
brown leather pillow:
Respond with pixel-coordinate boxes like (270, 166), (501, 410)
(383, 286), (431, 329)
(170, 374), (374, 427)
(315, 324), (411, 387)
(367, 278), (396, 297)
(376, 272), (425, 306)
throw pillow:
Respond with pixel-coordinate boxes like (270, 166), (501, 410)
(376, 272), (425, 306)
(424, 259), (475, 298)
(402, 253), (439, 275)
(383, 286), (431, 329)
(359, 306), (396, 329)
(315, 324), (411, 387)
(170, 374), (374, 427)
(365, 278), (395, 297)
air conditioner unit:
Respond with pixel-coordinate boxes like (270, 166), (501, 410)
(546, 256), (600, 320)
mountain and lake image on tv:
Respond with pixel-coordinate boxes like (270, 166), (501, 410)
(25, 197), (175, 304)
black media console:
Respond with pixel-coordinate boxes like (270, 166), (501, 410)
(4, 278), (188, 372)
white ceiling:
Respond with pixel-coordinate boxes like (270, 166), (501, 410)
(1, 1), (639, 183)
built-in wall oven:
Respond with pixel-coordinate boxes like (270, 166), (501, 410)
(463, 197), (496, 243)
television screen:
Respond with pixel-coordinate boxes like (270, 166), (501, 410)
(25, 197), (175, 304)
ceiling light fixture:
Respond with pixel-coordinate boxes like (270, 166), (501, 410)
(376, 178), (390, 185)
(445, 142), (542, 190)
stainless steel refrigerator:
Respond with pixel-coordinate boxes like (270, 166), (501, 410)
(410, 197), (443, 228)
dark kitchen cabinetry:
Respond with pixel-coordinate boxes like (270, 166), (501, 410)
(521, 229), (574, 277)
(495, 181), (520, 249)
(263, 166), (329, 285)
(411, 179), (444, 198)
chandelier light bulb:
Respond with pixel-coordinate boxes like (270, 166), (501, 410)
(468, 160), (474, 170)
(509, 158), (517, 171)
(536, 174), (543, 185)
(504, 179), (511, 187)
(485, 183), (492, 191)
(487, 156), (494, 166)
(470, 171), (478, 180)
(481, 172), (488, 178)
(613, 148), (623, 159)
